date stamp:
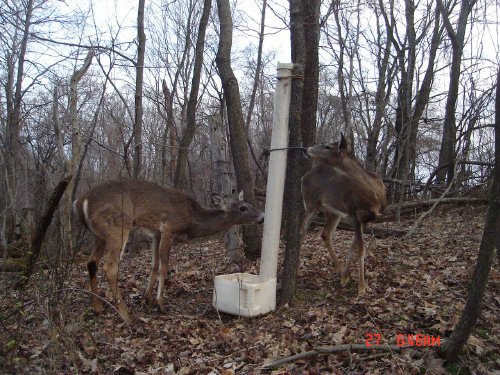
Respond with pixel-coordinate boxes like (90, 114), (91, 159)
(365, 333), (441, 347)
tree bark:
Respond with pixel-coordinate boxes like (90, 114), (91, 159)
(441, 67), (500, 362)
(174, 0), (212, 190)
(216, 0), (260, 258)
(133, 0), (146, 179)
(280, 0), (320, 304)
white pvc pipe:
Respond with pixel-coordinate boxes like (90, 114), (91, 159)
(259, 63), (293, 281)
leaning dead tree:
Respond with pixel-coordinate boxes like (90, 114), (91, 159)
(441, 67), (500, 362)
(17, 175), (72, 289)
(53, 49), (94, 256)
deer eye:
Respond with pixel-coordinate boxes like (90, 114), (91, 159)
(239, 205), (248, 212)
(325, 145), (332, 150)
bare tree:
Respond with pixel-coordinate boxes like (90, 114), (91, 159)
(381, 0), (443, 201)
(435, 0), (477, 186)
(1, 0), (35, 247)
(441, 68), (500, 362)
(133, 0), (146, 179)
(174, 0), (212, 190)
(216, 0), (261, 258)
(53, 50), (94, 255)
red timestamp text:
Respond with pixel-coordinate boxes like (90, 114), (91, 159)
(365, 333), (441, 347)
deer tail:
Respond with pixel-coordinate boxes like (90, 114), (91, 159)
(73, 198), (90, 230)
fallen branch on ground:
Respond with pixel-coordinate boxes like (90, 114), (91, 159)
(261, 344), (412, 370)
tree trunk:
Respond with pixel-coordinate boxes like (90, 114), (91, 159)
(216, 0), (260, 258)
(332, 1), (357, 146)
(61, 50), (94, 257)
(133, 0), (146, 179)
(441, 68), (500, 362)
(160, 5), (195, 185)
(209, 113), (243, 262)
(436, 0), (476, 186)
(3, 0), (34, 247)
(280, 0), (320, 304)
(365, 2), (395, 172)
(174, 0), (212, 190)
(383, 0), (440, 202)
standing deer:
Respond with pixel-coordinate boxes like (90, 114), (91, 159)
(301, 134), (386, 296)
(74, 180), (264, 323)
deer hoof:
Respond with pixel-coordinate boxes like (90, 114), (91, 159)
(117, 304), (131, 324)
(158, 303), (167, 314)
(340, 275), (349, 287)
(144, 293), (154, 305)
(357, 285), (367, 297)
(92, 300), (104, 314)
(157, 297), (167, 313)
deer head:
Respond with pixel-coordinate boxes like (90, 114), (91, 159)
(211, 191), (263, 225)
(304, 133), (349, 166)
(74, 180), (264, 323)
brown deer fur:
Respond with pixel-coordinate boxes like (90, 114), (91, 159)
(301, 134), (386, 296)
(74, 179), (264, 322)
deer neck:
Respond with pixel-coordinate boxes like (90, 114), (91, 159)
(188, 207), (234, 238)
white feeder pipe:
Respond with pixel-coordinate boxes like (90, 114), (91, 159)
(259, 63), (293, 281)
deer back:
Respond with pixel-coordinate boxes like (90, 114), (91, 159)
(74, 180), (264, 240)
(303, 136), (386, 222)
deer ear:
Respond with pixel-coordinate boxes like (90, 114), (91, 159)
(339, 133), (348, 150)
(238, 190), (244, 201)
(211, 193), (224, 208)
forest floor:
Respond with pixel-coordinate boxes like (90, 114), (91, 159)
(1, 203), (498, 374)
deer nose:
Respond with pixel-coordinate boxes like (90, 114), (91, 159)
(257, 215), (264, 224)
(300, 147), (309, 156)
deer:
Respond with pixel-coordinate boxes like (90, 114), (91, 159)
(300, 134), (386, 296)
(73, 179), (264, 323)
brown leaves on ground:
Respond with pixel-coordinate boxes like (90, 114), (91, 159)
(1, 204), (498, 374)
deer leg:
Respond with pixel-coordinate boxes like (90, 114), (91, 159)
(156, 231), (173, 313)
(145, 234), (160, 304)
(356, 222), (367, 296)
(341, 222), (360, 287)
(321, 213), (343, 274)
(87, 236), (106, 314)
(299, 208), (316, 247)
(102, 232), (131, 323)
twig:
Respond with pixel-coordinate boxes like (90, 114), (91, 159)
(405, 163), (459, 238)
(261, 344), (411, 370)
(1, 287), (128, 327)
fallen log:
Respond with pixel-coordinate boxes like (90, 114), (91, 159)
(309, 219), (406, 238)
(0, 257), (24, 272)
(384, 197), (487, 213)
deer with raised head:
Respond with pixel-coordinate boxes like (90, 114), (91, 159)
(74, 179), (264, 323)
(301, 134), (386, 296)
